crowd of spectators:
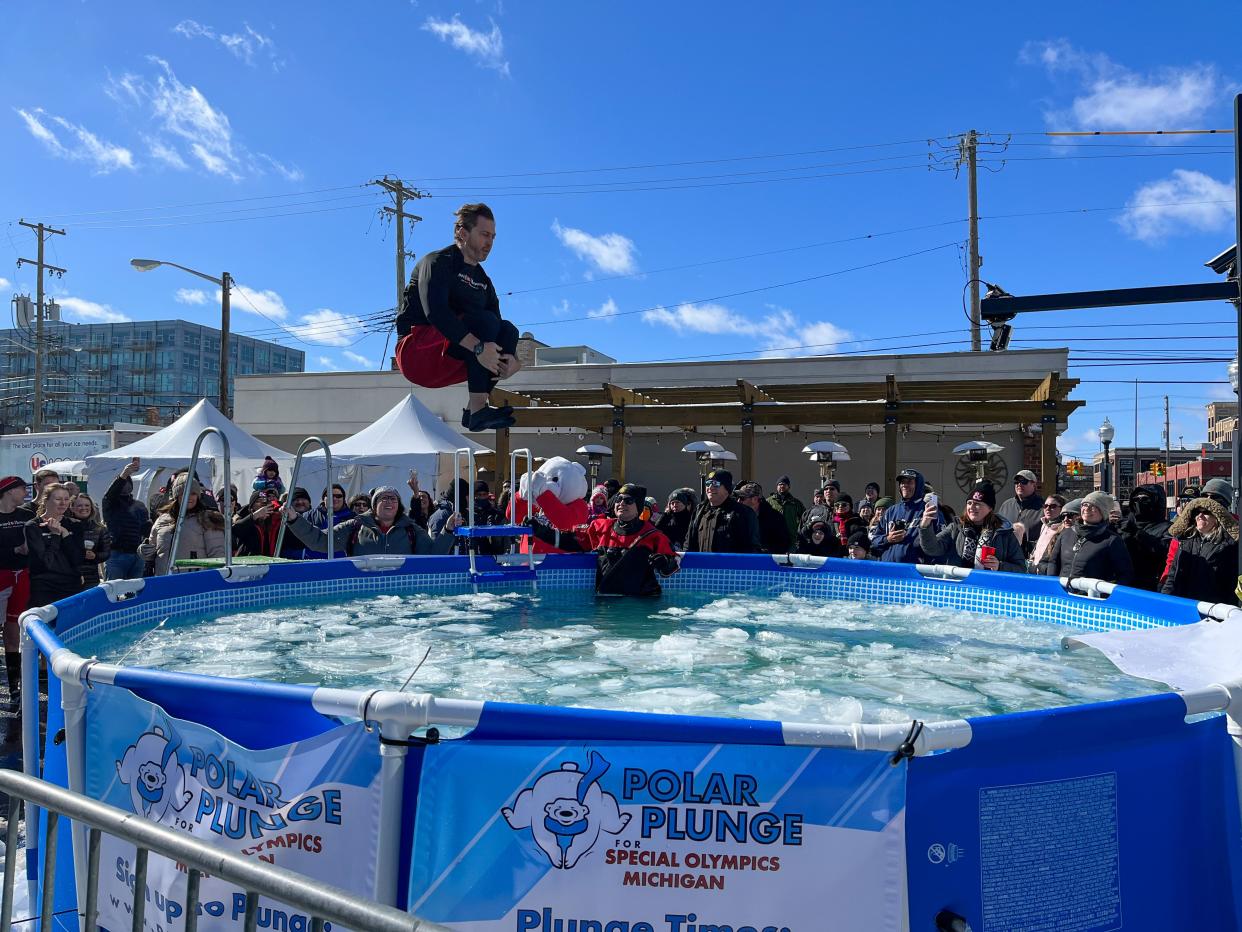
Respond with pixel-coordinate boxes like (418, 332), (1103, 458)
(0, 454), (1234, 663)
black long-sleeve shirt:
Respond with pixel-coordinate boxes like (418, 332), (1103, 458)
(399, 244), (501, 345)
(0, 506), (34, 571)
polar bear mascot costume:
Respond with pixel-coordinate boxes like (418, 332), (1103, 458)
(508, 456), (590, 553)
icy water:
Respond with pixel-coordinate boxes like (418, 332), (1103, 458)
(75, 590), (1158, 724)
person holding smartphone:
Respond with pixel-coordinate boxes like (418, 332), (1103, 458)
(918, 480), (1025, 573)
(870, 468), (940, 564)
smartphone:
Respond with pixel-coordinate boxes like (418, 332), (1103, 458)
(891, 520), (907, 531)
(409, 469), (419, 481)
(925, 493), (938, 510)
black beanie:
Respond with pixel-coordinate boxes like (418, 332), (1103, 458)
(617, 482), (647, 503)
(968, 480), (997, 509)
(706, 469), (734, 491)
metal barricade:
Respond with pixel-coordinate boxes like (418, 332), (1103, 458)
(0, 770), (445, 932)
(272, 436), (335, 559)
(164, 427), (234, 576)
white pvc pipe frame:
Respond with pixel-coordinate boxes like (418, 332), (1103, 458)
(18, 565), (1242, 921)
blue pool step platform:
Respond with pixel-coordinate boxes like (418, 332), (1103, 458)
(453, 525), (532, 538)
(469, 568), (538, 583)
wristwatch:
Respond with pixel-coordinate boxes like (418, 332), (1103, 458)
(473, 342), (485, 357)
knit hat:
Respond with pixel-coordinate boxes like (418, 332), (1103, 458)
(258, 456), (280, 477)
(616, 482), (647, 504)
(590, 484), (609, 502)
(1178, 485), (1201, 502)
(776, 475), (792, 486)
(1081, 490), (1115, 516)
(371, 485), (401, 508)
(875, 496), (894, 509)
(706, 469), (734, 491)
(967, 480), (997, 510)
(808, 517), (831, 532)
(290, 486), (312, 505)
(823, 479), (840, 491)
(1202, 477), (1234, 507)
(847, 530), (871, 548)
(667, 487), (696, 507)
(172, 473), (202, 495)
(0, 476), (25, 497)
(1062, 498), (1084, 518)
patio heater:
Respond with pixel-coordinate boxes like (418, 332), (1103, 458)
(682, 440), (728, 495)
(575, 444), (612, 489)
(802, 441), (850, 486)
(952, 440), (1005, 482)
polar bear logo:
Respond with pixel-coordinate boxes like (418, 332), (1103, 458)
(116, 727), (194, 823)
(502, 750), (630, 869)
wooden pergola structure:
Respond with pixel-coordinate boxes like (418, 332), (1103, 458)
(488, 371), (1081, 495)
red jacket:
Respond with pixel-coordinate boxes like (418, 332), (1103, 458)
(567, 516), (677, 556)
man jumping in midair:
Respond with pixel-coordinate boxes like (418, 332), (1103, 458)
(395, 203), (522, 431)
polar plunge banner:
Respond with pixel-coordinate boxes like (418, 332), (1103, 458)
(84, 684), (383, 932)
(408, 741), (907, 931)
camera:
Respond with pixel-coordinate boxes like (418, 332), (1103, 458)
(1205, 245), (1238, 278)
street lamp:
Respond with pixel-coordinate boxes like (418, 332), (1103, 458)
(131, 259), (232, 417)
(1098, 417), (1115, 494)
(1230, 356), (1240, 519)
(802, 441), (850, 486)
(576, 444), (612, 488)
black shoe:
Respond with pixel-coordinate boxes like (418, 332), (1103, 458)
(461, 404), (513, 428)
(463, 405), (516, 431)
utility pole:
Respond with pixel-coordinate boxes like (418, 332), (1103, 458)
(16, 220), (67, 432)
(1163, 395), (1171, 476)
(369, 177), (429, 315)
(220, 272), (232, 417)
(962, 129), (981, 352)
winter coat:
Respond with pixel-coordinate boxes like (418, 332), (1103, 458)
(685, 497), (761, 553)
(766, 491), (806, 540)
(1030, 518), (1062, 566)
(232, 508), (284, 558)
(101, 475), (152, 554)
(870, 471), (941, 564)
(796, 523), (845, 558)
(653, 509), (692, 550)
(1120, 483), (1172, 591)
(302, 504), (353, 558)
(831, 513), (867, 547)
(1160, 497), (1238, 605)
(997, 491), (1044, 547)
(1043, 520), (1134, 586)
(799, 502), (832, 533)
(533, 516), (678, 596)
(25, 518), (86, 606)
(287, 512), (454, 558)
(65, 515), (112, 587)
(753, 499), (792, 554)
(918, 516), (1026, 573)
(149, 508), (228, 574)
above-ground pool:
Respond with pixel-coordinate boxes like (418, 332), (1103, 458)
(18, 552), (1242, 931)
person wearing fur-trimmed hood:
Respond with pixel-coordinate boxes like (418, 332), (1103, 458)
(1160, 496), (1238, 605)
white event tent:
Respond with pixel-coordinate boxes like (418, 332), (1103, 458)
(84, 399), (292, 504)
(296, 394), (489, 499)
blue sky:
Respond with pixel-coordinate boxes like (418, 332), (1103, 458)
(2, 2), (1238, 461)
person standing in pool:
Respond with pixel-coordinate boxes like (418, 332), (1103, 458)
(527, 483), (679, 596)
(395, 203), (522, 432)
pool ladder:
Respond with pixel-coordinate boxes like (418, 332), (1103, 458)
(453, 446), (537, 590)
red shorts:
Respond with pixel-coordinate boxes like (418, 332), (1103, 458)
(395, 326), (468, 389)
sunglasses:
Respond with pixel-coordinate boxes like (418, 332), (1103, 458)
(1042, 503), (1061, 510)
(332, 493), (345, 499)
(615, 495), (636, 505)
(706, 480), (726, 488)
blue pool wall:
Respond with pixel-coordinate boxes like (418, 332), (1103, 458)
(26, 553), (1242, 930)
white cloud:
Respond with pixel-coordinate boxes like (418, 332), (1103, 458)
(585, 298), (619, 321)
(315, 356), (341, 372)
(343, 350), (374, 368)
(642, 302), (852, 357)
(222, 283), (290, 321)
(1117, 169), (1235, 242)
(551, 220), (637, 275)
(422, 16), (509, 76)
(0, 278), (9, 290)
(175, 288), (208, 305)
(285, 309), (366, 347)
(14, 107), (134, 173)
(57, 296), (130, 324)
(1020, 40), (1226, 131)
(173, 20), (281, 69)
(106, 58), (299, 181)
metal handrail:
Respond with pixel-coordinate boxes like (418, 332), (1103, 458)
(0, 770), (444, 932)
(164, 426), (233, 575)
(273, 436), (334, 559)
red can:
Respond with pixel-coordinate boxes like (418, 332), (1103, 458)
(978, 545), (996, 565)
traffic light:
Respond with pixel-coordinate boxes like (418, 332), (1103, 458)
(1065, 459), (1084, 477)
(1151, 461), (1166, 477)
